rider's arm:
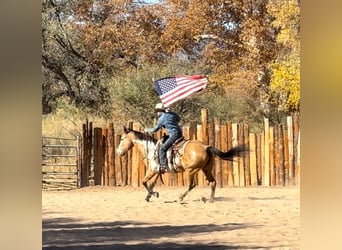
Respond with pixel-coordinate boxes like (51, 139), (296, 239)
(145, 113), (165, 133)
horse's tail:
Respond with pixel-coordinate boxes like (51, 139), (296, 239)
(206, 145), (249, 161)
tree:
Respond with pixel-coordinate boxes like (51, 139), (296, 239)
(266, 0), (300, 113)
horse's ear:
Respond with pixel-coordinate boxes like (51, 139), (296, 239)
(123, 126), (129, 133)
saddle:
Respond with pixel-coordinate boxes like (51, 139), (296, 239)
(155, 135), (189, 172)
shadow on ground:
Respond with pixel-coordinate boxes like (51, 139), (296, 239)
(42, 218), (270, 249)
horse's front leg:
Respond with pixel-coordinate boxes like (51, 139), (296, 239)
(142, 169), (160, 202)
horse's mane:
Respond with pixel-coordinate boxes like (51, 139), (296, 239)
(126, 127), (158, 144)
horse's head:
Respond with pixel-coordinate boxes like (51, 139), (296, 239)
(116, 126), (135, 156)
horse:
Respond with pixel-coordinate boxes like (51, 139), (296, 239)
(116, 126), (249, 203)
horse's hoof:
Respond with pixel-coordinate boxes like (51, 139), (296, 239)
(155, 192), (159, 198)
(179, 195), (184, 201)
(145, 197), (150, 202)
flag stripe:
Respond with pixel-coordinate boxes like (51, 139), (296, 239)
(154, 75), (208, 107)
(160, 79), (207, 100)
(161, 81), (207, 103)
(162, 86), (206, 107)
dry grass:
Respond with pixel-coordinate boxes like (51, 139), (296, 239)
(42, 108), (108, 138)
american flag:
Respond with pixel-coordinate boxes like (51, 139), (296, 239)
(154, 75), (208, 107)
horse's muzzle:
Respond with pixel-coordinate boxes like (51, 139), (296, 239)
(116, 149), (125, 156)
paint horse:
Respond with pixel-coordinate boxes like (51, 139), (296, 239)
(116, 127), (248, 202)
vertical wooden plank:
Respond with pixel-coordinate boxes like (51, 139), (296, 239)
(283, 131), (290, 186)
(115, 134), (124, 186)
(201, 109), (209, 145)
(221, 125), (228, 187)
(287, 116), (294, 184)
(108, 123), (116, 186)
(232, 123), (239, 186)
(249, 133), (258, 186)
(195, 123), (206, 187)
(214, 118), (222, 187)
(88, 122), (93, 185)
(256, 133), (262, 185)
(81, 123), (88, 187)
(131, 123), (140, 187)
(274, 126), (280, 186)
(278, 124), (285, 186)
(269, 127), (276, 186)
(243, 124), (250, 186)
(103, 128), (109, 186)
(238, 123), (245, 186)
(93, 128), (100, 185)
(293, 113), (300, 185)
(296, 129), (300, 185)
(127, 121), (133, 185)
(264, 118), (270, 186)
(226, 122), (234, 186)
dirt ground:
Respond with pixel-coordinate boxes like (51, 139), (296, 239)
(42, 185), (300, 249)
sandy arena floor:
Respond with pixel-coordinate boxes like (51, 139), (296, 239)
(42, 185), (300, 249)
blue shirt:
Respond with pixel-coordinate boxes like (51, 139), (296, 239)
(148, 111), (182, 135)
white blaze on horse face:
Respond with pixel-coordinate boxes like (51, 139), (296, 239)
(116, 136), (130, 156)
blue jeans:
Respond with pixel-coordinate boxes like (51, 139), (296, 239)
(159, 132), (182, 166)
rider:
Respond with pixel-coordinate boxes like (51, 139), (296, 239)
(144, 103), (183, 173)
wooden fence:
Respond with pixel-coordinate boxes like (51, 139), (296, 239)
(80, 109), (300, 188)
(42, 136), (81, 190)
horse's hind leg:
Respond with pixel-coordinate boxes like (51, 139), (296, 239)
(179, 169), (199, 202)
(202, 155), (216, 202)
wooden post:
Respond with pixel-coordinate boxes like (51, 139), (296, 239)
(103, 128), (109, 186)
(226, 122), (234, 186)
(201, 109), (209, 145)
(293, 113), (300, 185)
(238, 123), (245, 186)
(115, 134), (124, 185)
(214, 118), (222, 187)
(221, 125), (228, 187)
(127, 121), (133, 185)
(243, 124), (250, 186)
(249, 133), (258, 186)
(278, 124), (285, 186)
(287, 116), (294, 184)
(131, 123), (141, 187)
(274, 127), (280, 186)
(108, 123), (116, 186)
(296, 129), (300, 185)
(283, 130), (290, 186)
(264, 118), (270, 186)
(256, 133), (262, 185)
(81, 123), (88, 187)
(270, 126), (276, 186)
(232, 123), (239, 186)
(93, 127), (103, 185)
(81, 121), (92, 187)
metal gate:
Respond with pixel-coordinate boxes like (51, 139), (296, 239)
(42, 136), (81, 190)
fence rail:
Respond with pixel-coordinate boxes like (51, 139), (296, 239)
(42, 136), (80, 190)
(80, 109), (300, 188)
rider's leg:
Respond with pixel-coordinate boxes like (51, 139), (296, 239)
(159, 132), (180, 171)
